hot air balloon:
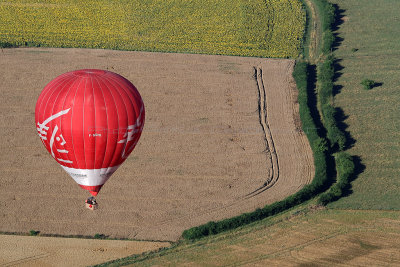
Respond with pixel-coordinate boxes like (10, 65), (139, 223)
(35, 69), (145, 205)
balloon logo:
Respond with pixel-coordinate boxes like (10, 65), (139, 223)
(35, 69), (145, 197)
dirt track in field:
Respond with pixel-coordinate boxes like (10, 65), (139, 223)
(0, 48), (313, 241)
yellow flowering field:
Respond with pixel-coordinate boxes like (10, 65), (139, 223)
(0, 0), (305, 58)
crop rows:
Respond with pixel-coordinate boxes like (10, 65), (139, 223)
(0, 0), (305, 58)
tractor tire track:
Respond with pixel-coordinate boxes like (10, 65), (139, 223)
(245, 67), (280, 199)
(136, 66), (280, 236)
(2, 253), (51, 267)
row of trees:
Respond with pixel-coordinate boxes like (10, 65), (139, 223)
(312, 0), (355, 205)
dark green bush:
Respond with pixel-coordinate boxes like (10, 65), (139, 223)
(94, 233), (107, 239)
(336, 152), (354, 178)
(29, 230), (39, 236)
(317, 53), (346, 151)
(318, 152), (355, 205)
(360, 79), (376, 90)
(322, 104), (346, 150)
(0, 42), (16, 48)
(314, 137), (328, 153)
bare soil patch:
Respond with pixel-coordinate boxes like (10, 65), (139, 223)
(0, 48), (313, 241)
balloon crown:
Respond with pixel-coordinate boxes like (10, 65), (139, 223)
(72, 69), (107, 77)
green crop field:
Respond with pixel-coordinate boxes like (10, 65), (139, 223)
(0, 0), (305, 58)
(327, 0), (400, 210)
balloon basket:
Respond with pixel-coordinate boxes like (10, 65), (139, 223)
(85, 197), (98, 210)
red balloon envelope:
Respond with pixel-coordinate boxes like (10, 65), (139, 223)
(35, 69), (145, 196)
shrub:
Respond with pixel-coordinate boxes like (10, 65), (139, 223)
(322, 104), (346, 150)
(360, 79), (376, 90)
(29, 230), (39, 236)
(94, 233), (106, 239)
(335, 152), (355, 180)
(318, 152), (355, 205)
(0, 41), (15, 48)
(314, 137), (328, 153)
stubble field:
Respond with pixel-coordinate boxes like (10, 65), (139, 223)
(0, 235), (169, 267)
(0, 48), (313, 242)
(123, 208), (400, 266)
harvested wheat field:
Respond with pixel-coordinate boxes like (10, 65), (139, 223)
(127, 209), (400, 266)
(0, 48), (313, 241)
(0, 234), (169, 267)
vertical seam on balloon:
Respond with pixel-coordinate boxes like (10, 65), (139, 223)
(47, 75), (73, 164)
(82, 77), (87, 170)
(103, 74), (127, 167)
(70, 77), (85, 170)
(37, 75), (69, 131)
(37, 76), (66, 155)
(106, 74), (138, 113)
(108, 75), (138, 158)
(113, 74), (144, 150)
(107, 75), (138, 121)
(107, 74), (122, 170)
(37, 74), (67, 112)
(101, 74), (120, 170)
(91, 75), (96, 170)
(59, 74), (80, 167)
(47, 80), (64, 162)
(106, 74), (142, 156)
(94, 75), (109, 172)
(36, 77), (58, 121)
